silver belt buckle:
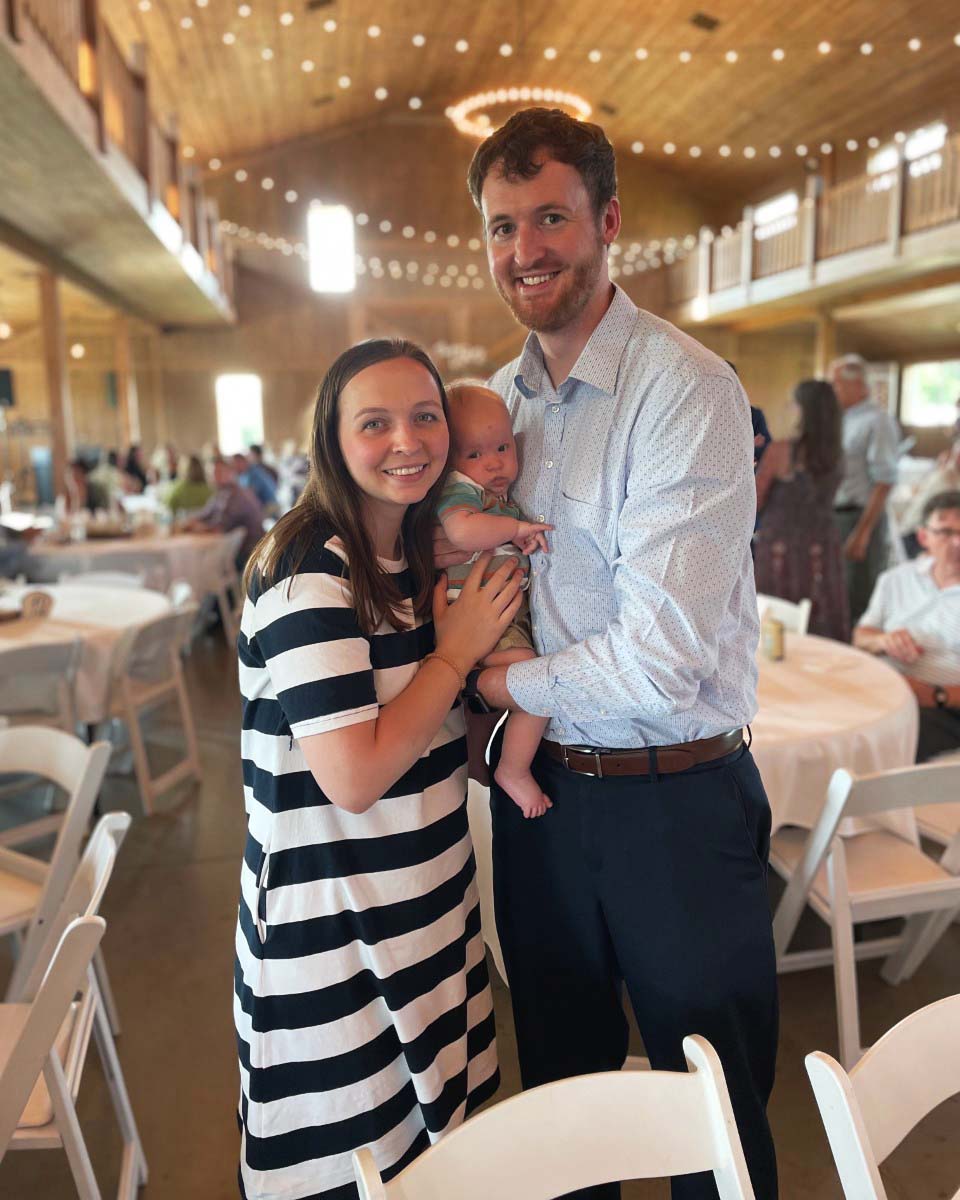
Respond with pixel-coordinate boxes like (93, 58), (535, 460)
(562, 744), (604, 778)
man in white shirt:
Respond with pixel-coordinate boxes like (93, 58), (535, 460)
(458, 108), (777, 1200)
(854, 490), (960, 760)
(830, 355), (900, 623)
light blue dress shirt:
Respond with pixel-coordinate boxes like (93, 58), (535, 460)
(490, 285), (760, 749)
(834, 399), (899, 509)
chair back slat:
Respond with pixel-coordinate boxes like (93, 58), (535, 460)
(806, 993), (960, 1199)
(0, 639), (80, 728)
(0, 917), (105, 1159)
(844, 761), (960, 819)
(356, 1037), (754, 1200)
(849, 993), (960, 1164)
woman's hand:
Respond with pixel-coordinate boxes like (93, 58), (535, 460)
(433, 554), (524, 675)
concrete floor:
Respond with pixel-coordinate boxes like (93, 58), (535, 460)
(1, 634), (958, 1199)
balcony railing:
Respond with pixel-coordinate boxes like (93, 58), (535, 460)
(658, 132), (960, 314)
(6, 0), (232, 307)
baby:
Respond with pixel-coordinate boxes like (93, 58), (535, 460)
(437, 383), (553, 818)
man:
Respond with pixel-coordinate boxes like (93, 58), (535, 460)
(182, 454), (264, 566)
(854, 490), (960, 761)
(233, 450), (278, 511)
(830, 354), (899, 623)
(459, 109), (778, 1200)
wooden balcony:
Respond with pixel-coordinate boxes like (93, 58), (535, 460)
(660, 134), (960, 328)
(0, 0), (234, 325)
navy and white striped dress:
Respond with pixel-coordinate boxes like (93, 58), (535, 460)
(234, 534), (499, 1200)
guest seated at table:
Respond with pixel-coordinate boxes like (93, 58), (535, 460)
(754, 379), (850, 641)
(122, 445), (149, 493)
(898, 440), (960, 558)
(854, 489), (960, 761)
(181, 454), (264, 565)
(247, 443), (278, 485)
(64, 459), (109, 515)
(232, 450), (277, 512)
(165, 454), (213, 515)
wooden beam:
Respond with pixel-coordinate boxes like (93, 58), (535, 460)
(814, 311), (837, 378)
(115, 314), (140, 444)
(38, 270), (73, 495)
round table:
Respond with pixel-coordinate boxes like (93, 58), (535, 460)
(0, 584), (171, 724)
(751, 632), (919, 838)
(25, 531), (228, 598)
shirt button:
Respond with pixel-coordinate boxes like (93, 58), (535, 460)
(537, 514), (546, 522)
(551, 405), (560, 413)
(545, 460), (554, 469)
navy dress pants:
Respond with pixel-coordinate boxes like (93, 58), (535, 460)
(490, 739), (779, 1200)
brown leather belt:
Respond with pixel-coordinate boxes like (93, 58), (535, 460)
(541, 729), (744, 779)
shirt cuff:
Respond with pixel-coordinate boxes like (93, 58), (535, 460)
(506, 655), (555, 718)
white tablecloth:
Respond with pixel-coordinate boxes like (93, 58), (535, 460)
(0, 584), (171, 724)
(26, 532), (227, 598)
(751, 633), (919, 838)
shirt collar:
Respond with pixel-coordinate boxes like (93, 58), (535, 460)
(513, 284), (639, 400)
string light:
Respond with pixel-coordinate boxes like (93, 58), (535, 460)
(678, 50), (692, 63)
(543, 47), (557, 59)
(635, 47), (649, 60)
(260, 47), (273, 60)
(374, 87), (388, 100)
(860, 42), (873, 55)
(772, 48), (785, 61)
(631, 141), (644, 153)
(323, 19), (336, 32)
(279, 11), (293, 26)
(588, 49), (602, 63)
(818, 41), (832, 54)
(0, 322), (11, 339)
(222, 31), (236, 45)
(221, 220), (488, 292)
(179, 16), (193, 29)
(499, 43), (513, 56)
(338, 74), (351, 88)
(455, 39), (469, 52)
(725, 50), (738, 63)
(907, 37), (921, 51)
(408, 96), (422, 109)
(367, 25), (381, 38)
(411, 33), (425, 47)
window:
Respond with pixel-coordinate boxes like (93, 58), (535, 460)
(308, 202), (356, 293)
(900, 360), (960, 428)
(754, 191), (798, 241)
(868, 122), (947, 179)
(215, 374), (264, 454)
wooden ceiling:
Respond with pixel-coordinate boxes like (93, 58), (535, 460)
(101, 0), (960, 194)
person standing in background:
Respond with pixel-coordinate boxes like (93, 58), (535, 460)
(754, 380), (850, 641)
(830, 354), (899, 623)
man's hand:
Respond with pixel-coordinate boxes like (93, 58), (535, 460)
(844, 528), (870, 562)
(882, 628), (923, 665)
(905, 676), (937, 708)
(433, 525), (472, 571)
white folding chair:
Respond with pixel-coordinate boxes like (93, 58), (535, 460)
(215, 527), (246, 644)
(0, 727), (111, 1000)
(59, 571), (146, 590)
(1, 814), (148, 1199)
(771, 762), (960, 1067)
(0, 640), (81, 734)
(0, 917), (106, 1184)
(354, 1035), (754, 1200)
(756, 593), (812, 635)
(806, 993), (960, 1200)
(107, 604), (202, 814)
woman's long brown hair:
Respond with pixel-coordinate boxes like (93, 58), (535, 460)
(794, 379), (843, 479)
(243, 339), (450, 635)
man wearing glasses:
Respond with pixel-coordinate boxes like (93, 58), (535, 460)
(855, 490), (960, 760)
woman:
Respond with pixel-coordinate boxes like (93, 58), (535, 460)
(165, 454), (212, 514)
(754, 379), (850, 642)
(234, 339), (521, 1200)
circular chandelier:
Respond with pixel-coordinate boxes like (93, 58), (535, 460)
(445, 87), (592, 139)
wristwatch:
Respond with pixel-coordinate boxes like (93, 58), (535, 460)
(464, 668), (493, 715)
(934, 685), (949, 709)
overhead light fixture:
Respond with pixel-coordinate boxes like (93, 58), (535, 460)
(446, 86), (591, 139)
(308, 203), (356, 293)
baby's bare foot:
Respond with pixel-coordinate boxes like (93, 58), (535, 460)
(495, 762), (552, 819)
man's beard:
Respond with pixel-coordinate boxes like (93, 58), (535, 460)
(495, 236), (607, 334)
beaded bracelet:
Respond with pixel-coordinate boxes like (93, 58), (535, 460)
(423, 652), (466, 691)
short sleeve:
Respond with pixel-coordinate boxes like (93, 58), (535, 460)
(251, 563), (378, 738)
(859, 571), (890, 629)
(437, 473), (484, 520)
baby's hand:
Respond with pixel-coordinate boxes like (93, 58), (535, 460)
(513, 520), (552, 554)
